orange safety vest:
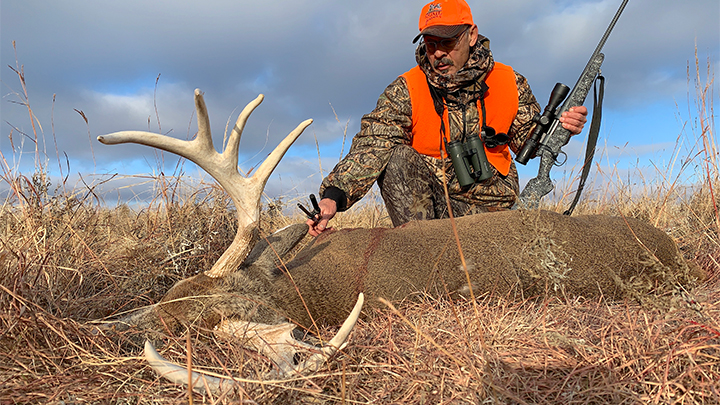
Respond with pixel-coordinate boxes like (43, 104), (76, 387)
(402, 62), (518, 176)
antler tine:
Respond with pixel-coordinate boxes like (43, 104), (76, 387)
(296, 292), (364, 373)
(223, 94), (264, 167)
(206, 107), (311, 278)
(193, 89), (215, 157)
(250, 118), (314, 191)
(144, 340), (229, 394)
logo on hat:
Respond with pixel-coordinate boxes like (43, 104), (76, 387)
(425, 3), (443, 24)
(428, 3), (442, 13)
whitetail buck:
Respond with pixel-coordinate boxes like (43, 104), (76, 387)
(98, 90), (700, 393)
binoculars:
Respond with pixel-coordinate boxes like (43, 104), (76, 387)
(445, 133), (494, 188)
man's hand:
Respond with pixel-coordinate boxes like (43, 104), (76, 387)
(559, 106), (588, 135)
(307, 198), (338, 237)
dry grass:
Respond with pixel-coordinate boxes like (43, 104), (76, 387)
(1, 53), (718, 404)
(0, 192), (717, 404)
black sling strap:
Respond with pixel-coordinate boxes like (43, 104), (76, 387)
(564, 74), (605, 216)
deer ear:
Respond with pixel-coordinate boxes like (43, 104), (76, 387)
(243, 223), (309, 275)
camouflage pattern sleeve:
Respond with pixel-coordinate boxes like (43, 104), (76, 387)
(508, 71), (541, 155)
(320, 76), (414, 210)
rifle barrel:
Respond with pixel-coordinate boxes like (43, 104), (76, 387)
(592, 0), (630, 56)
(566, 0), (629, 95)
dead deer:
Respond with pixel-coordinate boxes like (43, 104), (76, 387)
(98, 90), (700, 394)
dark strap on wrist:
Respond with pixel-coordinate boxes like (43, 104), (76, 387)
(322, 186), (348, 212)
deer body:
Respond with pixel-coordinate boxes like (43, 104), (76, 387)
(120, 208), (691, 338)
(253, 209), (692, 329)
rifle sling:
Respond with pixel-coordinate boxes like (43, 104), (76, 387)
(564, 75), (604, 215)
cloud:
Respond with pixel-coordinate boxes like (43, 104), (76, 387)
(1, 0), (717, 204)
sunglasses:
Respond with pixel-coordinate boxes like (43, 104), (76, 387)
(423, 27), (469, 53)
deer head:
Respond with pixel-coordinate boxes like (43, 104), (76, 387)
(97, 90), (363, 390)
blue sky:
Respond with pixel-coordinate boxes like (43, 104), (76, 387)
(1, 0), (718, 206)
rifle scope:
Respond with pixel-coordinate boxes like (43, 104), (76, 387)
(516, 82), (570, 165)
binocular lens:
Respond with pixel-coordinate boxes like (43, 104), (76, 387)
(466, 135), (493, 182)
(446, 140), (475, 187)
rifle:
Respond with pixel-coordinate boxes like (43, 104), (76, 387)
(516, 0), (628, 212)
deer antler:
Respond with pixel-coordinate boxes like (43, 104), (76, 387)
(98, 90), (313, 277)
(144, 293), (365, 394)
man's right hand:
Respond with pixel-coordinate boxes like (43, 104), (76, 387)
(307, 198), (337, 236)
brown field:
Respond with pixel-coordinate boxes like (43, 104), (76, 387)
(1, 58), (718, 404)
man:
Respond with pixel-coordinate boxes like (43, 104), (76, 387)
(308, 0), (587, 236)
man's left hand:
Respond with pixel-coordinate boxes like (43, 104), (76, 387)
(559, 106), (588, 135)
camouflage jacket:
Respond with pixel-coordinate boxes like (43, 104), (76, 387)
(320, 39), (541, 211)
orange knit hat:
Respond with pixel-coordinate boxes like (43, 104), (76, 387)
(412, 0), (474, 43)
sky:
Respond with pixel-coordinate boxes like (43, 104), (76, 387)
(1, 0), (718, 208)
